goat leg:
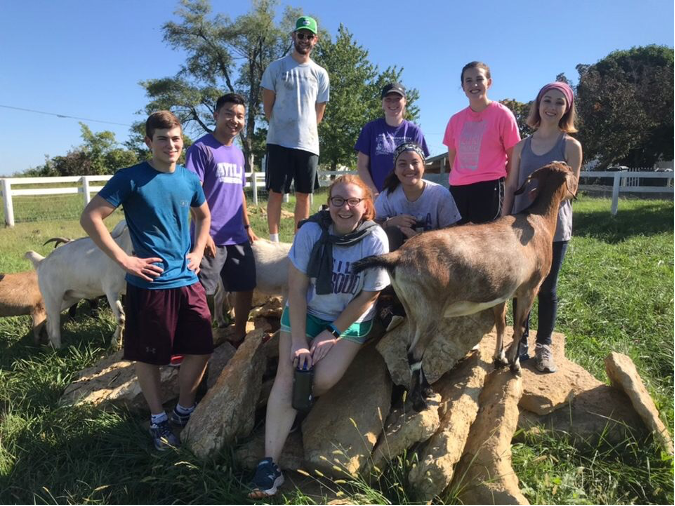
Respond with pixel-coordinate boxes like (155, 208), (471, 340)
(420, 365), (434, 399)
(105, 291), (125, 349)
(508, 293), (536, 376)
(408, 351), (428, 412)
(492, 302), (508, 367)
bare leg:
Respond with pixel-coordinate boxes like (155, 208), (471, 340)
(264, 331), (296, 462)
(267, 191), (284, 235)
(135, 362), (164, 414)
(234, 290), (253, 340)
(177, 354), (210, 408)
(312, 337), (361, 396)
(294, 192), (312, 231)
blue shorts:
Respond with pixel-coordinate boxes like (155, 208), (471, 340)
(280, 307), (373, 345)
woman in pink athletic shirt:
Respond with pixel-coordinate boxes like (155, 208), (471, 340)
(443, 61), (520, 224)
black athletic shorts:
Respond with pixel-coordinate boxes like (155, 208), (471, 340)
(265, 144), (319, 194)
(450, 177), (505, 225)
(198, 242), (257, 295)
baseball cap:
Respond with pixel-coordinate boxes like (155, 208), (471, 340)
(295, 16), (318, 34)
(381, 82), (406, 99)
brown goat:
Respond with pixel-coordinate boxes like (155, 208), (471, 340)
(353, 162), (577, 411)
(0, 270), (46, 343)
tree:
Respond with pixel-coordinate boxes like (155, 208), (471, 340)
(500, 99), (533, 139)
(575, 45), (674, 168)
(313, 25), (420, 170)
(135, 0), (301, 170)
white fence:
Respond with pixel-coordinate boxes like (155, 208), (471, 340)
(2, 170), (673, 226)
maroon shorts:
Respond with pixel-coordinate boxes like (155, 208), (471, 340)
(123, 282), (214, 365)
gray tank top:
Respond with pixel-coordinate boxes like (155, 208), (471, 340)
(513, 133), (572, 242)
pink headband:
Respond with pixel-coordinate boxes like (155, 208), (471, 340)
(537, 82), (574, 112)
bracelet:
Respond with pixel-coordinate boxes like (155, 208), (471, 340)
(327, 323), (341, 339)
(244, 224), (250, 229)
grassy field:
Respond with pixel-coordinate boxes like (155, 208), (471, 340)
(0, 194), (672, 504)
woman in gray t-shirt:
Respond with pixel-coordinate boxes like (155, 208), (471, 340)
(249, 175), (389, 499)
(502, 82), (583, 374)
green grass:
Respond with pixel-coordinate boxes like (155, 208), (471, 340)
(0, 194), (673, 504)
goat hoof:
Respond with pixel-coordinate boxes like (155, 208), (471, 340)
(413, 398), (429, 412)
(509, 362), (522, 376)
(422, 386), (435, 399)
(494, 358), (508, 368)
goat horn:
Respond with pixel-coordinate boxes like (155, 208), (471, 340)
(43, 237), (72, 248)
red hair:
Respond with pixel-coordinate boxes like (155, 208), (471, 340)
(327, 175), (375, 221)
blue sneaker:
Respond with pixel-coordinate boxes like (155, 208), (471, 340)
(248, 458), (284, 498)
(149, 420), (180, 450)
(170, 405), (194, 427)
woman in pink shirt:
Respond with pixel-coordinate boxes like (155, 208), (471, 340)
(443, 61), (520, 224)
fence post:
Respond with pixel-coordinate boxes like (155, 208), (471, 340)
(611, 172), (620, 216)
(1, 178), (15, 227)
(251, 173), (259, 206)
(82, 176), (92, 205)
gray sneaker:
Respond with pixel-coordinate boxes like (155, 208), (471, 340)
(535, 343), (557, 373)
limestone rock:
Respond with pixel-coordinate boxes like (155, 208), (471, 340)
(302, 344), (392, 477)
(605, 352), (673, 454)
(367, 393), (442, 474)
(452, 369), (528, 505)
(519, 331), (604, 415)
(408, 337), (494, 501)
(206, 342), (237, 390)
(376, 309), (494, 386)
(234, 427), (304, 471)
(213, 321), (256, 346)
(181, 329), (266, 459)
(249, 296), (283, 319)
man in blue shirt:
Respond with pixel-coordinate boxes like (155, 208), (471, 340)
(81, 111), (213, 451)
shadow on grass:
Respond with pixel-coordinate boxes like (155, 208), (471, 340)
(574, 201), (674, 243)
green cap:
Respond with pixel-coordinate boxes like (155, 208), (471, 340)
(295, 16), (317, 34)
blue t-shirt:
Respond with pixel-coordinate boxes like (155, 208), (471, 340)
(98, 162), (206, 289)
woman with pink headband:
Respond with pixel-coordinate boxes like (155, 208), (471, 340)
(502, 81), (583, 373)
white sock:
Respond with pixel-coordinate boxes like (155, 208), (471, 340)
(150, 412), (168, 425)
(175, 403), (195, 415)
(269, 233), (279, 242)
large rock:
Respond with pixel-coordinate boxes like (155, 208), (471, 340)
(367, 393), (442, 475)
(376, 309), (494, 386)
(452, 369), (528, 505)
(407, 336), (494, 501)
(302, 344), (392, 477)
(181, 329), (266, 459)
(234, 427), (304, 471)
(60, 342), (236, 411)
(605, 352), (673, 455)
(519, 331), (605, 415)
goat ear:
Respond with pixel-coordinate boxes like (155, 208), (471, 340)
(514, 174), (534, 196)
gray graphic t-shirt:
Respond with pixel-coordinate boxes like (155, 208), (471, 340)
(261, 55), (330, 155)
(375, 180), (462, 230)
(289, 222), (390, 322)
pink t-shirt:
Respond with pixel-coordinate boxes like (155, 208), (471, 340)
(443, 101), (520, 186)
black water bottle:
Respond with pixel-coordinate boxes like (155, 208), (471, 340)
(292, 365), (314, 412)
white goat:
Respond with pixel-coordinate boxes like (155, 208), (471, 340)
(0, 269), (46, 343)
(353, 162), (577, 411)
(25, 220), (131, 348)
(213, 239), (291, 326)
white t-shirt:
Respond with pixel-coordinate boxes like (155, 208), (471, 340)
(375, 180), (462, 230)
(261, 55), (330, 156)
(289, 222), (390, 322)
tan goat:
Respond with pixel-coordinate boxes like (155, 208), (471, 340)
(0, 269), (46, 343)
(353, 162), (577, 411)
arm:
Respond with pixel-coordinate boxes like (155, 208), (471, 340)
(288, 263), (312, 369)
(565, 137), (583, 194)
(447, 148), (456, 170)
(186, 201), (211, 274)
(80, 195), (164, 282)
(262, 88), (276, 122)
(310, 289), (381, 363)
(501, 141), (524, 216)
(241, 190), (258, 243)
(356, 152), (378, 197)
(315, 102), (327, 124)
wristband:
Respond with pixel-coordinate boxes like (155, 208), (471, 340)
(327, 323), (341, 339)
(244, 224), (250, 229)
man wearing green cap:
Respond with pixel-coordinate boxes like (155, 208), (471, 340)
(261, 15), (330, 243)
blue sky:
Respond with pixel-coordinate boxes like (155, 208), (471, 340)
(1, 0), (672, 176)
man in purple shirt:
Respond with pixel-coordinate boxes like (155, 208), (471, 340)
(186, 93), (258, 344)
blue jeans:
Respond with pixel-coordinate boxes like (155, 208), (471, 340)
(514, 241), (569, 348)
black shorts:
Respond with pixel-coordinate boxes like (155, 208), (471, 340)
(199, 242), (257, 294)
(123, 282), (214, 365)
(450, 177), (505, 225)
(265, 144), (319, 194)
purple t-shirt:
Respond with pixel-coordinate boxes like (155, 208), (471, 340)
(354, 118), (430, 192)
(186, 134), (248, 246)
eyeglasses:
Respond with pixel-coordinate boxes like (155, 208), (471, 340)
(296, 32), (315, 41)
(330, 196), (364, 207)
